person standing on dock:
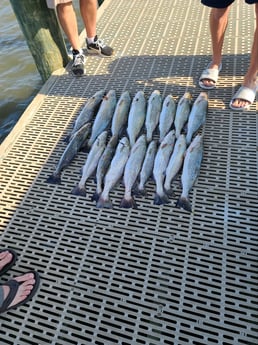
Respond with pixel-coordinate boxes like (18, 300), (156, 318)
(199, 0), (258, 110)
(46, 0), (114, 76)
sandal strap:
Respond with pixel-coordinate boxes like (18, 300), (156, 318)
(0, 279), (19, 313)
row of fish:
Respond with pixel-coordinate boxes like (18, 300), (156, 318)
(46, 89), (208, 212)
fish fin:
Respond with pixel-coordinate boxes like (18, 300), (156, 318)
(153, 193), (170, 205)
(63, 135), (70, 143)
(96, 196), (113, 209)
(71, 185), (87, 196)
(175, 197), (192, 212)
(46, 174), (62, 184)
(120, 197), (137, 209)
(91, 191), (101, 202)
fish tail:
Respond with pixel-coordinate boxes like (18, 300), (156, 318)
(91, 191), (101, 202)
(132, 185), (147, 197)
(120, 197), (137, 209)
(175, 196), (192, 212)
(153, 193), (170, 205)
(71, 185), (87, 196)
(46, 174), (62, 184)
(164, 188), (175, 197)
(96, 196), (113, 209)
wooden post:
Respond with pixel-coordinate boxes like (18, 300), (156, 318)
(9, 0), (70, 82)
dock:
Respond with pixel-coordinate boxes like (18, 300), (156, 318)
(0, 0), (257, 344)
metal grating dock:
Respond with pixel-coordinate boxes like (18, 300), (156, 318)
(0, 0), (257, 344)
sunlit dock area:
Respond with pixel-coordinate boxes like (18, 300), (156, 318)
(0, 0), (257, 344)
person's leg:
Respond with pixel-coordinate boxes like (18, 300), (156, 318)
(56, 1), (81, 51)
(200, 6), (231, 88)
(80, 0), (114, 56)
(230, 3), (258, 109)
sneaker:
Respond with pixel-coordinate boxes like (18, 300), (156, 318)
(86, 35), (114, 57)
(72, 50), (85, 76)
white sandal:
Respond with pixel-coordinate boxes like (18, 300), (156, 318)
(199, 62), (222, 90)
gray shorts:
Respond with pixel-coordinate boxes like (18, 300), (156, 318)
(201, 0), (258, 7)
(46, 0), (72, 9)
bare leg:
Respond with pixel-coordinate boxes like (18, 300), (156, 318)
(231, 4), (258, 108)
(200, 6), (231, 88)
(80, 0), (97, 39)
(56, 2), (81, 51)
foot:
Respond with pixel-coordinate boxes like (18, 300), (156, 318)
(230, 81), (257, 110)
(0, 251), (13, 271)
(86, 35), (114, 57)
(199, 62), (222, 90)
(72, 50), (85, 76)
(0, 249), (17, 276)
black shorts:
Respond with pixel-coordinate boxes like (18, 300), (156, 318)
(201, 0), (258, 8)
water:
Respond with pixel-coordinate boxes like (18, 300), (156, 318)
(0, 0), (88, 145)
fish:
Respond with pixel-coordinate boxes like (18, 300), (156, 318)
(96, 137), (130, 208)
(176, 134), (203, 212)
(164, 134), (187, 195)
(158, 94), (176, 143)
(145, 90), (162, 143)
(46, 122), (91, 184)
(71, 131), (108, 196)
(127, 90), (146, 146)
(88, 90), (117, 147)
(111, 91), (131, 137)
(91, 134), (119, 202)
(65, 89), (105, 142)
(136, 140), (158, 196)
(153, 130), (176, 205)
(120, 135), (147, 208)
(186, 92), (208, 145)
(174, 92), (192, 139)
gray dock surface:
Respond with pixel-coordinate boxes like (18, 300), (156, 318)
(0, 0), (257, 344)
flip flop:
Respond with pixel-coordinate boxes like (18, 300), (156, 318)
(229, 86), (257, 111)
(0, 249), (17, 277)
(0, 271), (40, 313)
(199, 62), (222, 90)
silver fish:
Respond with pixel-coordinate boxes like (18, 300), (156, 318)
(174, 92), (192, 139)
(88, 90), (117, 147)
(111, 91), (131, 137)
(136, 140), (157, 196)
(72, 131), (108, 196)
(120, 134), (147, 208)
(176, 134), (203, 212)
(66, 89), (105, 141)
(164, 134), (187, 194)
(46, 122), (91, 184)
(153, 130), (176, 205)
(159, 94), (176, 143)
(127, 91), (146, 146)
(145, 90), (162, 143)
(96, 136), (130, 208)
(91, 135), (119, 202)
(186, 92), (208, 145)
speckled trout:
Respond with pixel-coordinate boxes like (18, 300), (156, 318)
(66, 89), (105, 142)
(176, 134), (203, 212)
(164, 134), (187, 194)
(111, 91), (131, 137)
(127, 91), (146, 146)
(159, 94), (176, 143)
(186, 92), (208, 145)
(91, 135), (118, 202)
(46, 122), (91, 184)
(145, 90), (162, 143)
(96, 137), (130, 208)
(174, 92), (192, 139)
(72, 131), (108, 196)
(153, 130), (176, 205)
(120, 135), (147, 208)
(88, 90), (117, 147)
